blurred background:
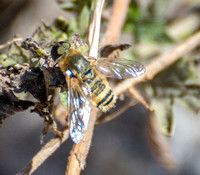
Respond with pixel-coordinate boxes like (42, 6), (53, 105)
(0, 0), (200, 175)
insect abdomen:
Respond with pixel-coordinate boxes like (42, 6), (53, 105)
(84, 69), (117, 112)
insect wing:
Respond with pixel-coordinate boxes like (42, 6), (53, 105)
(68, 84), (91, 144)
(95, 58), (145, 79)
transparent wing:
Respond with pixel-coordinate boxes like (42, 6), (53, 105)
(95, 58), (145, 79)
(66, 71), (91, 144)
(68, 85), (91, 143)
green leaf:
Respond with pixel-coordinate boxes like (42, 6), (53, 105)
(59, 2), (75, 10)
(59, 91), (68, 107)
(68, 17), (79, 34)
(151, 97), (174, 136)
(176, 96), (200, 113)
(152, 59), (198, 89)
(0, 54), (17, 66)
(78, 6), (90, 36)
(123, 2), (171, 43)
(57, 0), (91, 13)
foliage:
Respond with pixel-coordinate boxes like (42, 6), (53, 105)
(123, 0), (200, 136)
(0, 0), (199, 138)
(123, 1), (171, 43)
(143, 58), (200, 135)
(0, 0), (200, 174)
(56, 0), (91, 13)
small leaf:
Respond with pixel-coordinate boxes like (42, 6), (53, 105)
(175, 96), (200, 113)
(151, 97), (174, 136)
(59, 2), (75, 10)
(59, 91), (68, 107)
(78, 6), (90, 35)
(56, 0), (91, 13)
(0, 54), (16, 66)
(68, 18), (79, 34)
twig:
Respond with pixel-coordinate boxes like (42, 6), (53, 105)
(101, 0), (150, 119)
(16, 2), (200, 175)
(100, 1), (200, 124)
(0, 35), (23, 49)
(17, 128), (69, 175)
(66, 0), (105, 175)
(88, 0), (105, 57)
(104, 0), (131, 43)
(114, 31), (200, 96)
(128, 86), (152, 111)
(65, 106), (98, 175)
(107, 30), (200, 171)
(96, 98), (138, 124)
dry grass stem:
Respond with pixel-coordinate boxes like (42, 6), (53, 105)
(65, 106), (98, 175)
(88, 0), (105, 57)
(114, 31), (200, 96)
(66, 0), (105, 174)
(18, 128), (69, 175)
(104, 0), (131, 43)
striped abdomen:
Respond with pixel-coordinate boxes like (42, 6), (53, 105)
(82, 68), (117, 112)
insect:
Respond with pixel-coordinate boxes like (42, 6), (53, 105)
(51, 41), (145, 143)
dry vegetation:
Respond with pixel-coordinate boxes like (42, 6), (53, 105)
(0, 0), (200, 175)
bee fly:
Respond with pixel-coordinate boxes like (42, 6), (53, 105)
(51, 41), (145, 143)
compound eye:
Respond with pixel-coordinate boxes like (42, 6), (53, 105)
(51, 41), (71, 61)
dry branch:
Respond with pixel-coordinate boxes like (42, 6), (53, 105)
(18, 128), (69, 175)
(0, 35), (23, 50)
(65, 106), (98, 175)
(66, 0), (105, 175)
(104, 0), (131, 43)
(108, 31), (200, 172)
(14, 1), (200, 174)
(114, 31), (200, 96)
(128, 86), (152, 111)
(96, 97), (138, 124)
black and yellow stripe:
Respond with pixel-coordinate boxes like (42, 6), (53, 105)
(87, 69), (116, 112)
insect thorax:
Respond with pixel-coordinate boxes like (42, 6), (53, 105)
(58, 49), (91, 79)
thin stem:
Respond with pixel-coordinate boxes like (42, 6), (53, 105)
(0, 35), (22, 49)
(18, 128), (69, 175)
(66, 0), (105, 174)
(104, 0), (131, 43)
(88, 0), (105, 57)
(128, 86), (152, 111)
(96, 31), (200, 124)
(96, 98), (138, 124)
(65, 106), (98, 175)
(114, 31), (200, 96)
